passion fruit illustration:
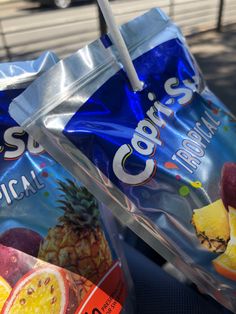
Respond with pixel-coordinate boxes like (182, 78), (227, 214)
(0, 245), (33, 287)
(0, 228), (43, 257)
(221, 162), (236, 210)
(2, 267), (69, 314)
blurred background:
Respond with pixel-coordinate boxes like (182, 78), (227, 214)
(0, 0), (235, 113)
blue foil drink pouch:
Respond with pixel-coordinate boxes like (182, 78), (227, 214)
(1, 53), (134, 314)
(9, 8), (236, 312)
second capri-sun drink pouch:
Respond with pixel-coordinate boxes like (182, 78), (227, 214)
(0, 53), (134, 313)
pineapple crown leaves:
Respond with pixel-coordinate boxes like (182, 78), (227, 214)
(57, 179), (101, 231)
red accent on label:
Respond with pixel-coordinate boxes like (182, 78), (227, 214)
(212, 108), (219, 115)
(75, 262), (126, 314)
(41, 171), (48, 178)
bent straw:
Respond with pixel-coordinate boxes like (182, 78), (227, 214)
(97, 0), (143, 91)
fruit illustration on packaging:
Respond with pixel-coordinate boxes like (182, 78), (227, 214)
(213, 206), (236, 280)
(0, 245), (32, 287)
(0, 276), (11, 311)
(221, 162), (236, 210)
(2, 267), (68, 314)
(0, 228), (43, 257)
(38, 179), (113, 282)
(192, 162), (236, 279)
(192, 199), (230, 252)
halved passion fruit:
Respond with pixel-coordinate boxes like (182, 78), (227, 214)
(0, 276), (11, 311)
(2, 267), (68, 314)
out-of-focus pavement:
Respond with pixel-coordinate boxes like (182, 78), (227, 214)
(188, 24), (236, 114)
(0, 0), (235, 113)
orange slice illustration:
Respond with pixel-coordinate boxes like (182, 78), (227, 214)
(164, 162), (179, 169)
(2, 267), (68, 314)
(213, 207), (236, 280)
(0, 276), (11, 311)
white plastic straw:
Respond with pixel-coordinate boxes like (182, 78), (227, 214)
(97, 0), (143, 91)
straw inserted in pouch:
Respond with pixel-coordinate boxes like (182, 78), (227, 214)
(97, 0), (143, 91)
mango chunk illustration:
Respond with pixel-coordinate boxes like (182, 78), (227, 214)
(213, 207), (236, 280)
(192, 199), (230, 252)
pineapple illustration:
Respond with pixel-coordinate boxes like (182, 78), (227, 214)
(192, 199), (230, 252)
(38, 179), (113, 283)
